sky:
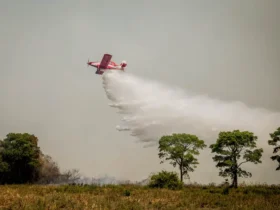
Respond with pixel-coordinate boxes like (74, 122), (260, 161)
(0, 0), (280, 184)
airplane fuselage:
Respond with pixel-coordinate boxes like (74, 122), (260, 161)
(87, 61), (126, 75)
(87, 54), (127, 75)
(88, 62), (124, 70)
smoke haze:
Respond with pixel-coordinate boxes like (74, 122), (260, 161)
(1, 0), (280, 184)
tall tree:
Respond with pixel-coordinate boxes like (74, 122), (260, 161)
(268, 127), (280, 170)
(158, 133), (206, 182)
(210, 130), (263, 188)
(0, 133), (42, 184)
(0, 155), (9, 182)
(0, 140), (9, 177)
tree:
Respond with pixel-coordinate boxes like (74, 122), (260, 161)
(37, 153), (61, 184)
(210, 130), (263, 188)
(268, 127), (280, 170)
(0, 141), (9, 177)
(0, 155), (9, 182)
(0, 133), (42, 184)
(158, 133), (206, 182)
(60, 169), (81, 184)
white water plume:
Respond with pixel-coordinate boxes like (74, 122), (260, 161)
(102, 71), (280, 147)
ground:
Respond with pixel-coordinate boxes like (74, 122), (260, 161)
(0, 184), (280, 210)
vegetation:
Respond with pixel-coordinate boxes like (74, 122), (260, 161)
(1, 183), (280, 210)
(0, 133), (80, 185)
(0, 127), (280, 209)
(210, 130), (263, 188)
(268, 127), (280, 170)
(158, 133), (206, 181)
(0, 133), (41, 184)
(37, 154), (60, 184)
(148, 170), (183, 190)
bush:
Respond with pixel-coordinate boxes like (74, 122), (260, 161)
(148, 170), (183, 190)
(222, 187), (230, 195)
(123, 189), (131, 196)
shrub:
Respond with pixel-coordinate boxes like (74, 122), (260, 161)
(148, 170), (183, 190)
(222, 187), (230, 195)
(123, 189), (131, 196)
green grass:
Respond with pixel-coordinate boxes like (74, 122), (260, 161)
(0, 183), (280, 209)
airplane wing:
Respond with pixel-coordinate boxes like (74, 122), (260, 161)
(99, 54), (112, 69)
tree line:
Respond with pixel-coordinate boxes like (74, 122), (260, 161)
(157, 127), (280, 188)
(0, 133), (80, 184)
(0, 127), (279, 188)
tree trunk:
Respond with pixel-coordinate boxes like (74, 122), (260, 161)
(180, 164), (183, 182)
(231, 155), (238, 188)
(232, 172), (238, 188)
(231, 163), (238, 188)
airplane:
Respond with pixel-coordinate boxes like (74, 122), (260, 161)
(87, 53), (127, 75)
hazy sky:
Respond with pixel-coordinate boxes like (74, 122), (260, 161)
(1, 0), (280, 184)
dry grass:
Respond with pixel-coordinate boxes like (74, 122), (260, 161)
(0, 183), (280, 209)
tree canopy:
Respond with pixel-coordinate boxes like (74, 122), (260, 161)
(210, 130), (263, 188)
(0, 132), (83, 185)
(158, 133), (206, 182)
(0, 133), (42, 184)
(268, 127), (280, 170)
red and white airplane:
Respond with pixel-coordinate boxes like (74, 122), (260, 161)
(87, 54), (127, 75)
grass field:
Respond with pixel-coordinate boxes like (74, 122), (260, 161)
(0, 183), (280, 210)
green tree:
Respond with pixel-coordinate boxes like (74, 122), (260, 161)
(0, 140), (9, 177)
(158, 133), (206, 182)
(0, 133), (42, 184)
(0, 155), (9, 182)
(210, 130), (263, 188)
(268, 127), (280, 170)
